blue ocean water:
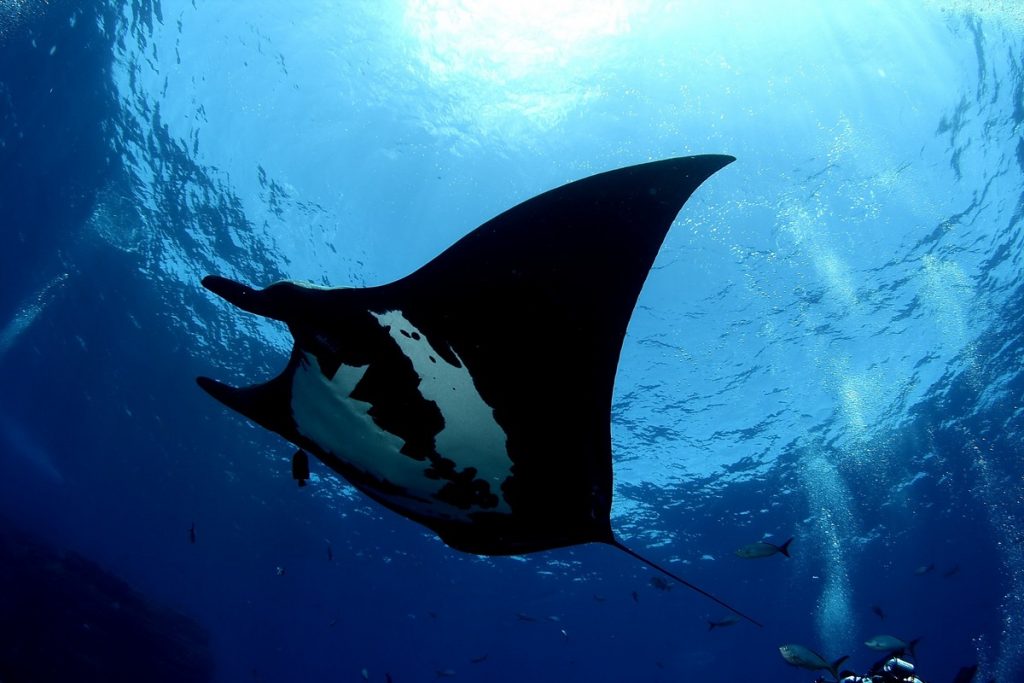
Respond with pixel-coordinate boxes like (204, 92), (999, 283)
(2, 1), (1023, 681)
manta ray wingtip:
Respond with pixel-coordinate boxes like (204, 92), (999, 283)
(696, 153), (736, 172)
(202, 274), (294, 320)
(201, 275), (256, 306)
(195, 375), (235, 402)
(196, 374), (294, 436)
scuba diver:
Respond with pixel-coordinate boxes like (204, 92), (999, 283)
(813, 657), (979, 683)
(825, 655), (924, 683)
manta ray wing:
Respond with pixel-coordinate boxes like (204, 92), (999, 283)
(198, 155), (735, 557)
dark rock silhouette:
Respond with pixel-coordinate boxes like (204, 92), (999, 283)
(0, 524), (214, 682)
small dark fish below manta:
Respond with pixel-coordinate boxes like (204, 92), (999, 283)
(650, 576), (672, 591)
(196, 155), (761, 626)
(291, 449), (310, 487)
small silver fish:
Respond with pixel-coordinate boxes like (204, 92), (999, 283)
(914, 563), (935, 576)
(735, 537), (793, 559)
(865, 634), (919, 657)
(779, 644), (848, 679)
(708, 615), (740, 631)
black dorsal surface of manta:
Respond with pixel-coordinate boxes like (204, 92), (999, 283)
(197, 154), (761, 626)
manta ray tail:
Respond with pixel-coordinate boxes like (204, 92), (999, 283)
(610, 539), (763, 628)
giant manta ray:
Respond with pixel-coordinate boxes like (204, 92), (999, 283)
(198, 154), (760, 625)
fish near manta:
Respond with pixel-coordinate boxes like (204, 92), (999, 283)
(778, 644), (849, 680)
(735, 537), (792, 559)
(707, 614), (740, 630)
(196, 155), (760, 625)
(865, 634), (920, 659)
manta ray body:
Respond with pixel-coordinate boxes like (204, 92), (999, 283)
(198, 154), (759, 625)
